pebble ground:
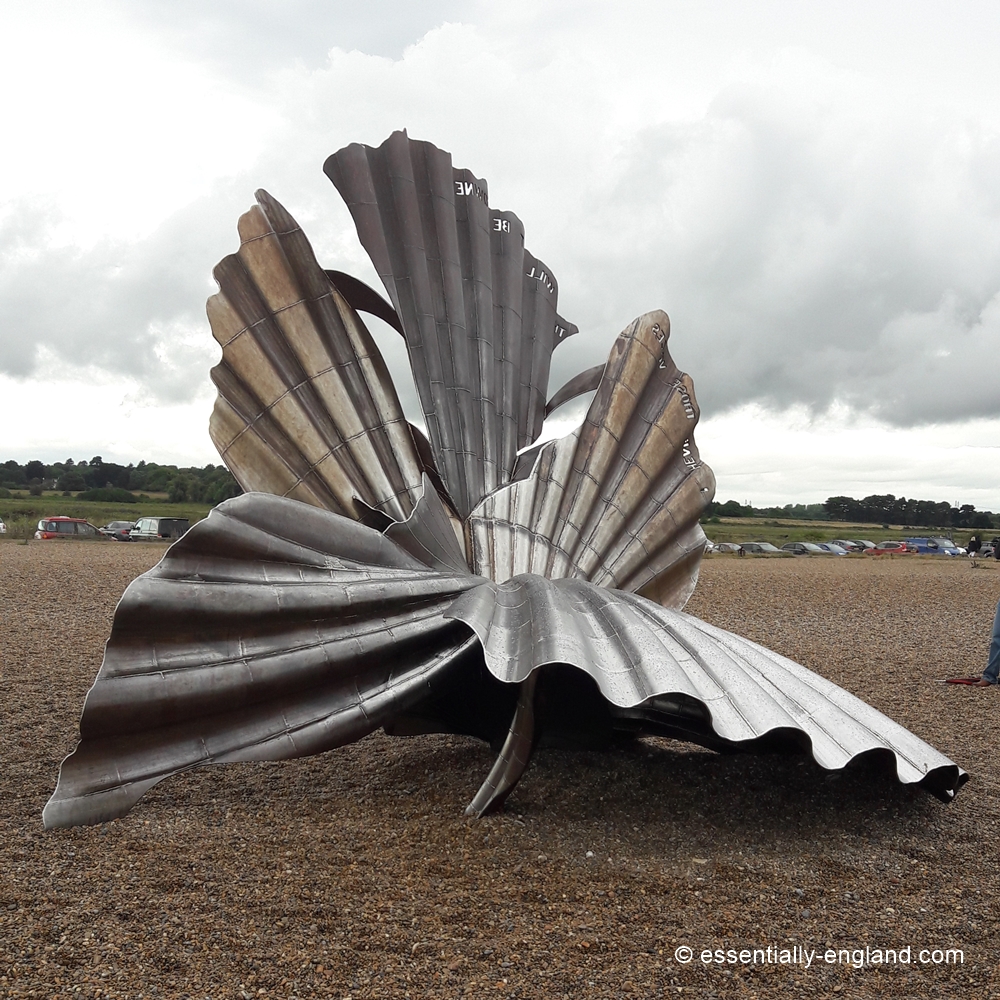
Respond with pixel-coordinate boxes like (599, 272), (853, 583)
(1, 542), (997, 999)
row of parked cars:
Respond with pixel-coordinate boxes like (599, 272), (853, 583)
(33, 516), (190, 541)
(710, 537), (967, 556)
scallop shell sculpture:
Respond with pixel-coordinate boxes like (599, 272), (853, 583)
(44, 132), (966, 829)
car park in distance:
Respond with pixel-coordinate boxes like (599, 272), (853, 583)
(34, 517), (105, 540)
(130, 517), (190, 542)
(0, 518), (6, 534)
(712, 542), (742, 553)
(849, 539), (877, 551)
(815, 542), (848, 555)
(99, 520), (135, 541)
(865, 540), (914, 555)
(904, 537), (961, 556)
(780, 542), (829, 555)
(740, 542), (783, 554)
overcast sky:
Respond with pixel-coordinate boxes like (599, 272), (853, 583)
(3, 0), (1000, 506)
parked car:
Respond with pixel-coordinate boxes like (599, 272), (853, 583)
(99, 520), (135, 541)
(713, 542), (742, 553)
(740, 542), (783, 554)
(865, 540), (914, 555)
(34, 517), (105, 540)
(904, 537), (961, 556)
(829, 539), (864, 552)
(0, 518), (6, 534)
(780, 542), (828, 555)
(130, 516), (190, 542)
(815, 542), (848, 555)
(849, 539), (877, 551)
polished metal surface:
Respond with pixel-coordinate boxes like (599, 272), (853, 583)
(207, 190), (426, 523)
(44, 486), (480, 830)
(445, 575), (965, 801)
(324, 130), (579, 520)
(466, 311), (714, 610)
(45, 133), (967, 828)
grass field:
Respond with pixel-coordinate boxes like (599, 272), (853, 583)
(0, 493), (213, 541)
(700, 516), (980, 550)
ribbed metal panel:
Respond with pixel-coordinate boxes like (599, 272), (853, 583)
(208, 190), (426, 523)
(324, 131), (578, 518)
(445, 574), (966, 801)
(467, 311), (715, 609)
(43, 491), (480, 830)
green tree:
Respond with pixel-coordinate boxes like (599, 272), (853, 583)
(56, 471), (87, 491)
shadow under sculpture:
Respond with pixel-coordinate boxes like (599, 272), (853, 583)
(44, 132), (966, 829)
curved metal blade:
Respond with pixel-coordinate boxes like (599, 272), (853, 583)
(43, 492), (481, 829)
(324, 269), (405, 336)
(324, 130), (577, 517)
(465, 672), (539, 817)
(445, 574), (968, 802)
(544, 363), (605, 417)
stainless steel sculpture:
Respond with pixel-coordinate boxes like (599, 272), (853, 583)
(44, 132), (966, 829)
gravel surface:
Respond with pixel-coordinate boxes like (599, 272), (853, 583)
(1, 542), (998, 999)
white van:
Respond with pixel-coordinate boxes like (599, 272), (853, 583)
(130, 517), (190, 542)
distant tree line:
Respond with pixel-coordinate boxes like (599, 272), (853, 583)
(705, 500), (831, 521)
(822, 495), (998, 529)
(0, 457), (242, 506)
(705, 495), (1000, 528)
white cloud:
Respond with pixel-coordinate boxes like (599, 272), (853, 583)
(0, 2), (271, 242)
(3, 1), (1000, 504)
(0, 367), (218, 468)
(697, 404), (1000, 508)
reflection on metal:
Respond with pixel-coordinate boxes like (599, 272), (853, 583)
(445, 575), (964, 801)
(206, 190), (426, 523)
(324, 131), (579, 520)
(466, 312), (714, 609)
(45, 132), (966, 829)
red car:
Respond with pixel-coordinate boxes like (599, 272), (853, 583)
(865, 540), (914, 555)
(34, 517), (105, 540)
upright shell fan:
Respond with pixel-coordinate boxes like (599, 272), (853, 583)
(324, 131), (578, 519)
(44, 133), (966, 830)
(206, 188), (428, 525)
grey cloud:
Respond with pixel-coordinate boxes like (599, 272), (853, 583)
(0, 172), (423, 417)
(8, 51), (1000, 434)
(0, 186), (248, 401)
(545, 82), (1000, 426)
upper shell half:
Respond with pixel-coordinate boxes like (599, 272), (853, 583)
(324, 130), (579, 520)
(206, 189), (431, 527)
(468, 311), (715, 610)
(206, 134), (716, 608)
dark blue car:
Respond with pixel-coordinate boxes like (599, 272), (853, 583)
(904, 537), (960, 556)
